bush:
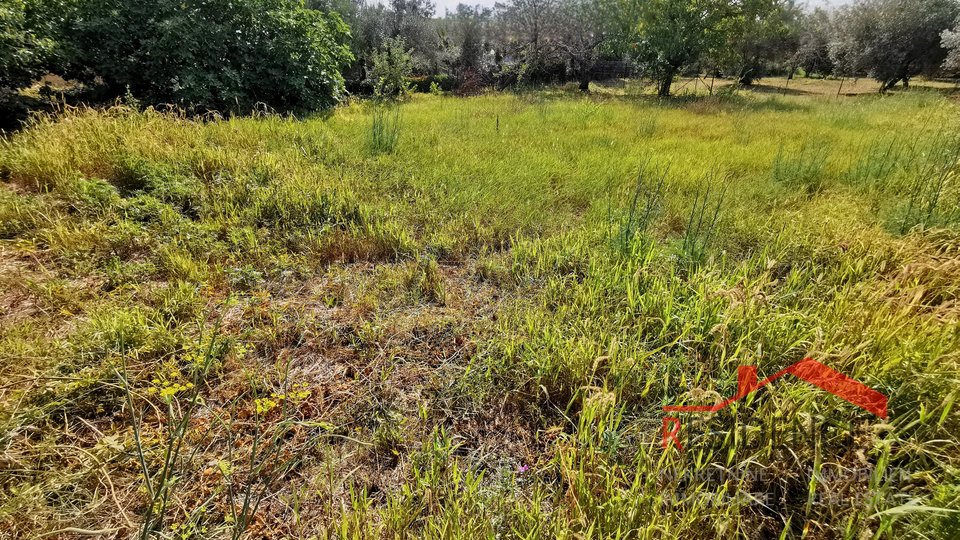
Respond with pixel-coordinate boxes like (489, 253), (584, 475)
(369, 36), (413, 99)
(64, 0), (353, 113)
(410, 74), (456, 93)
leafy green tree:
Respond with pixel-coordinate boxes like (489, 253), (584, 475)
(494, 0), (563, 83)
(330, 0), (444, 87)
(370, 35), (414, 98)
(631, 0), (730, 96)
(0, 0), (56, 91)
(717, 0), (801, 85)
(389, 0), (442, 73)
(829, 0), (959, 91)
(324, 0), (391, 86)
(65, 0), (353, 112)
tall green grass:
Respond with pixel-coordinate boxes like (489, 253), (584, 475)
(1, 90), (958, 538)
(370, 102), (402, 155)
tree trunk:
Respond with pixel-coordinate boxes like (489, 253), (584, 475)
(657, 67), (676, 97)
(579, 75), (590, 92)
(880, 77), (901, 93)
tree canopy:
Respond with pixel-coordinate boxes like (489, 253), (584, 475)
(631, 0), (730, 95)
(1, 0), (57, 90)
(830, 0), (959, 90)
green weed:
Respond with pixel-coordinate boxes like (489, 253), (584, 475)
(771, 140), (830, 194)
(370, 102), (401, 155)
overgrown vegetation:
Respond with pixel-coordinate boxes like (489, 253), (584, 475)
(1, 89), (959, 538)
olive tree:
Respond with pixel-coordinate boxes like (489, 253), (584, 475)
(449, 4), (492, 74)
(554, 0), (611, 91)
(312, 0), (388, 85)
(943, 22), (960, 72)
(792, 8), (834, 77)
(494, 0), (562, 83)
(829, 0), (959, 91)
(389, 0), (443, 73)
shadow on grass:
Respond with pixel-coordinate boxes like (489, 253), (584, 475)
(1, 80), (340, 136)
(743, 83), (816, 96)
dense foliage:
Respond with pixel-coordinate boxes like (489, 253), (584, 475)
(630, 0), (730, 95)
(0, 0), (56, 90)
(717, 0), (801, 85)
(369, 36), (414, 98)
(62, 0), (352, 113)
(829, 0), (959, 90)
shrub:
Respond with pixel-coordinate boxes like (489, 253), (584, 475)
(369, 36), (413, 99)
(64, 0), (353, 113)
(410, 74), (456, 94)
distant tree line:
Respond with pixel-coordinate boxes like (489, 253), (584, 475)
(2, 0), (960, 114)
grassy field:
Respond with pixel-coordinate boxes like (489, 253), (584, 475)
(1, 88), (959, 538)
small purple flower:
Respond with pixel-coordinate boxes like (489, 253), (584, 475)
(517, 464), (529, 474)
